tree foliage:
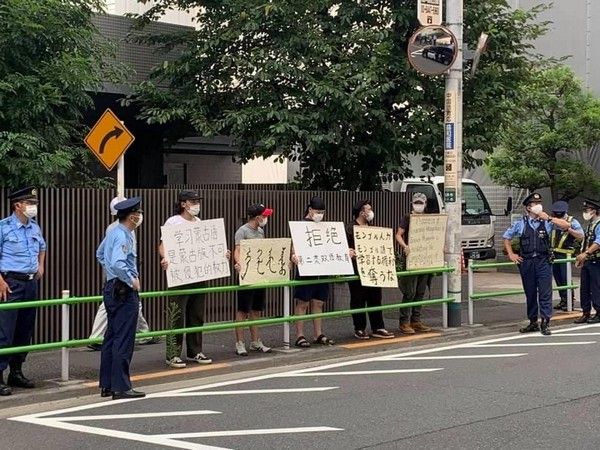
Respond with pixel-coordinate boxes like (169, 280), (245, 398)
(486, 66), (600, 201)
(131, 0), (548, 190)
(0, 0), (124, 188)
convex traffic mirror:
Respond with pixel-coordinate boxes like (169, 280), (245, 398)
(408, 26), (458, 76)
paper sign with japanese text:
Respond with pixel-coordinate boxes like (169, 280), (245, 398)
(239, 238), (292, 286)
(289, 221), (354, 276)
(353, 226), (398, 288)
(161, 218), (230, 287)
(406, 214), (448, 270)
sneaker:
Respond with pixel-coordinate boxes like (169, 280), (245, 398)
(249, 340), (272, 353)
(354, 330), (370, 340)
(372, 329), (394, 339)
(588, 314), (600, 324)
(166, 356), (187, 369)
(410, 322), (432, 332)
(235, 341), (248, 356)
(399, 323), (416, 334)
(187, 353), (213, 364)
(540, 320), (552, 336)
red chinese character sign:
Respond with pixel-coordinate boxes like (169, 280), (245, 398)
(239, 238), (292, 286)
(161, 218), (230, 287)
(289, 221), (354, 276)
(353, 226), (398, 288)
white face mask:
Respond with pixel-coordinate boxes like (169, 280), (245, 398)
(413, 204), (425, 214)
(365, 211), (374, 222)
(530, 204), (543, 215)
(258, 217), (268, 227)
(583, 211), (594, 222)
(188, 204), (200, 216)
(24, 204), (38, 219)
(131, 214), (143, 228)
(312, 213), (324, 223)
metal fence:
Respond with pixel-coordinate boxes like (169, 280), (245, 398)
(0, 188), (410, 344)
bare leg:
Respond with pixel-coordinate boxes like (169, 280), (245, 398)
(311, 299), (324, 339)
(295, 300), (309, 338)
(249, 310), (261, 342)
(235, 311), (247, 342)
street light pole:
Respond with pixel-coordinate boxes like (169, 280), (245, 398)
(444, 0), (463, 327)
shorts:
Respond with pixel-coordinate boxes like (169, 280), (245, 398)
(237, 289), (266, 313)
(294, 283), (329, 302)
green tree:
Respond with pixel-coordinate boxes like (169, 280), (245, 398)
(0, 0), (124, 188)
(131, 0), (548, 190)
(486, 66), (600, 201)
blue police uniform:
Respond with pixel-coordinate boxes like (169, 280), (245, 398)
(549, 201), (583, 308)
(504, 215), (554, 323)
(96, 197), (144, 399)
(0, 187), (46, 394)
(579, 200), (600, 320)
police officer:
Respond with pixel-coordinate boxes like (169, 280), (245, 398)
(574, 199), (600, 324)
(549, 201), (583, 311)
(503, 193), (571, 336)
(96, 197), (145, 400)
(0, 187), (46, 396)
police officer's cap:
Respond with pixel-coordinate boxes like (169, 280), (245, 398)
(114, 197), (143, 218)
(522, 192), (542, 206)
(178, 190), (202, 202)
(551, 200), (568, 214)
(583, 198), (600, 211)
(8, 186), (39, 203)
(352, 199), (372, 218)
(247, 203), (273, 218)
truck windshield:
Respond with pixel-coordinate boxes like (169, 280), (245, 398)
(437, 183), (492, 216)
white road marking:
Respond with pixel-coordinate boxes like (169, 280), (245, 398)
(58, 410), (221, 421)
(10, 323), (600, 449)
(471, 341), (595, 347)
(157, 426), (343, 439)
(151, 387), (339, 398)
(278, 369), (443, 376)
(11, 417), (226, 450)
(382, 353), (528, 361)
(531, 333), (600, 337)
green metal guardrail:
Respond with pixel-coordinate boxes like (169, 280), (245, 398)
(0, 265), (454, 381)
(467, 257), (579, 325)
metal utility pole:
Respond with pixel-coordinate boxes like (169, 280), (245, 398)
(443, 0), (463, 327)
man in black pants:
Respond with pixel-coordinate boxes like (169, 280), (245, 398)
(346, 200), (394, 340)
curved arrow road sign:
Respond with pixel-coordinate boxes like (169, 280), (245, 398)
(84, 109), (135, 171)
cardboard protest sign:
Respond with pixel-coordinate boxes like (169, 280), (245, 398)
(406, 214), (448, 270)
(289, 221), (354, 276)
(353, 226), (398, 288)
(161, 218), (230, 287)
(239, 238), (291, 286)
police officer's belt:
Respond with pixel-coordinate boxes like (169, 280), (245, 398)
(553, 248), (574, 255)
(1, 272), (36, 281)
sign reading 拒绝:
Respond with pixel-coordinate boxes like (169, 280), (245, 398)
(161, 218), (230, 287)
(353, 226), (398, 288)
(406, 214), (448, 270)
(289, 221), (354, 276)
(239, 238), (291, 286)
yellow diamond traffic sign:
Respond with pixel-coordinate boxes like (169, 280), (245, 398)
(84, 109), (135, 171)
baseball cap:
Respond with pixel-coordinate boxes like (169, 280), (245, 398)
(247, 203), (273, 218)
(412, 192), (427, 203)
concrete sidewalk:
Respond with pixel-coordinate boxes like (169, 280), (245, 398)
(0, 270), (582, 405)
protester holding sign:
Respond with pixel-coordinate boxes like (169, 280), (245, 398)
(159, 190), (214, 369)
(291, 197), (336, 348)
(395, 193), (433, 335)
(232, 204), (274, 356)
(346, 200), (394, 340)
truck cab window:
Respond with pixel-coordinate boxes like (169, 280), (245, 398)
(406, 185), (440, 213)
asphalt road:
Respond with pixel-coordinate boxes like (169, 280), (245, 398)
(2, 322), (600, 450)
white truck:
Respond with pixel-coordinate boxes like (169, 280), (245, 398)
(382, 176), (511, 260)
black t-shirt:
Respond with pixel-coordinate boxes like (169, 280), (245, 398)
(398, 215), (410, 244)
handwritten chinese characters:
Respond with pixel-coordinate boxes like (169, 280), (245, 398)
(406, 214), (448, 270)
(161, 218), (231, 287)
(353, 226), (398, 288)
(289, 221), (354, 276)
(239, 238), (291, 286)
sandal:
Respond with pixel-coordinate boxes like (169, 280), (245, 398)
(295, 336), (311, 348)
(314, 334), (335, 345)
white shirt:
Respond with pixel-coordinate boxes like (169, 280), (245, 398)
(163, 215), (201, 226)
